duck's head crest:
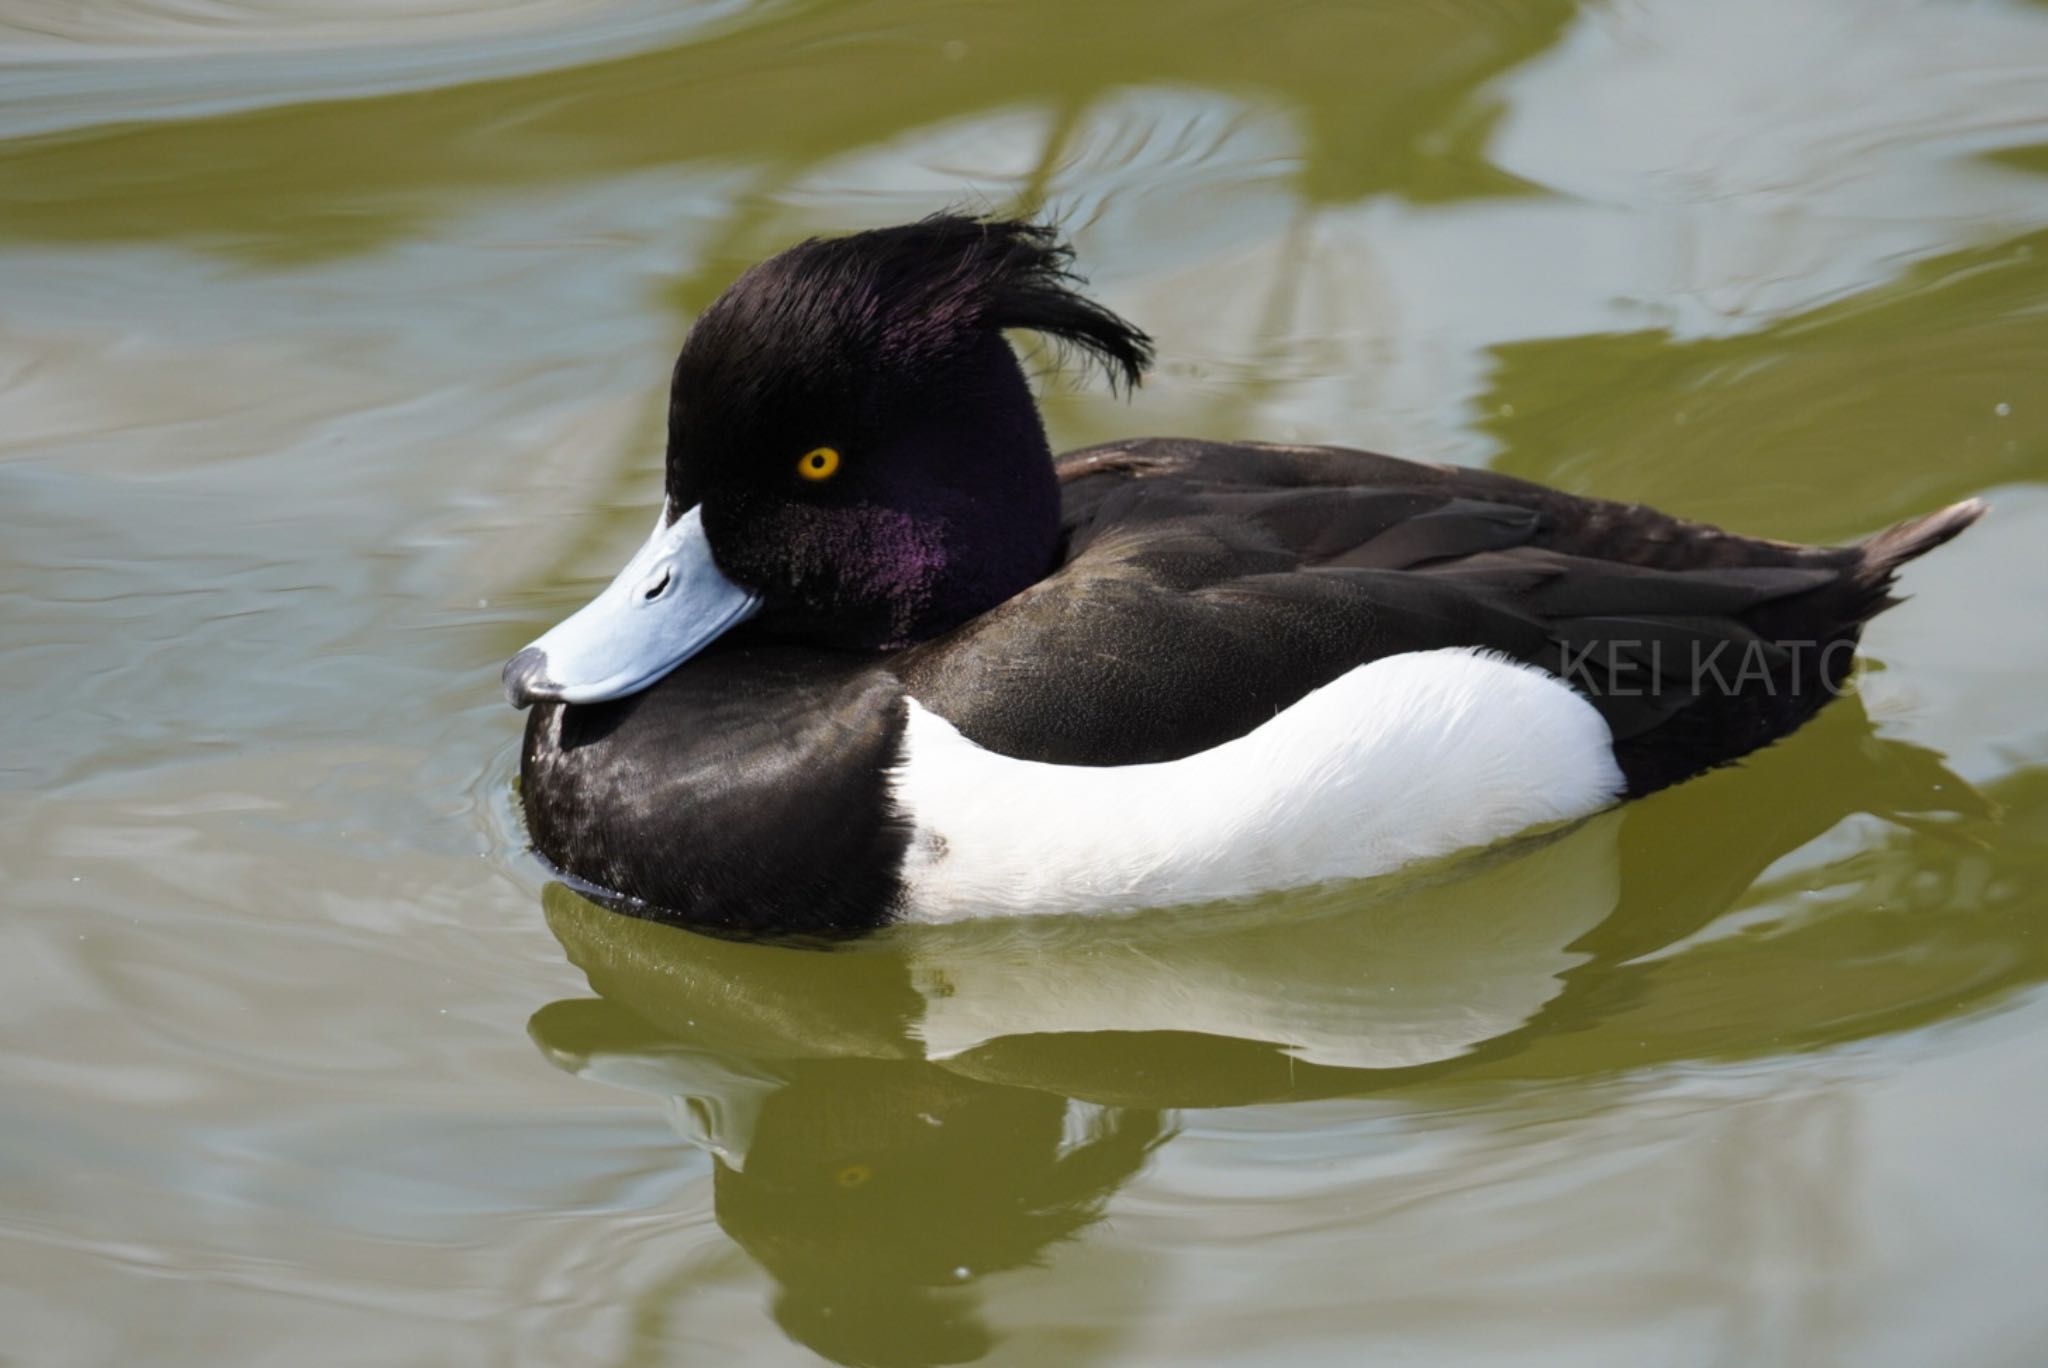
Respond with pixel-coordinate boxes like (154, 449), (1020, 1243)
(503, 216), (1150, 709)
(670, 216), (1150, 646)
(664, 214), (1149, 498)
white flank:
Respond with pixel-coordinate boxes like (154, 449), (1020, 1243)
(891, 647), (1626, 921)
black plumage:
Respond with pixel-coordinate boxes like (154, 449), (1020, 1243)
(900, 437), (1981, 795)
(511, 214), (1982, 933)
(522, 649), (911, 937)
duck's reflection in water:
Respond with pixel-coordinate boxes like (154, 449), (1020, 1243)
(528, 692), (1996, 1365)
(533, 997), (1167, 1365)
(725, 1061), (1162, 1364)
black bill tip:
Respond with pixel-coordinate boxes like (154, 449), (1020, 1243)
(502, 646), (554, 710)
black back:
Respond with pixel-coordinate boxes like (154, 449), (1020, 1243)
(896, 438), (1978, 795)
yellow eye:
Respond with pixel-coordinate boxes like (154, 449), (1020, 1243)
(797, 446), (841, 482)
(834, 1163), (872, 1189)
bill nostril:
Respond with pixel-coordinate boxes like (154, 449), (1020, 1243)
(502, 646), (555, 710)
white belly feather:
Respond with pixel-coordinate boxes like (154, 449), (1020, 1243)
(890, 647), (1625, 920)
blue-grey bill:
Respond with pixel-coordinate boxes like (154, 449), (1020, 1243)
(502, 504), (761, 708)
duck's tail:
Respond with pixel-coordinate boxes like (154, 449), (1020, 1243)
(1847, 497), (1987, 621)
(1617, 497), (1985, 798)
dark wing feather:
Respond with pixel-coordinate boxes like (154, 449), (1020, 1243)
(896, 438), (1980, 794)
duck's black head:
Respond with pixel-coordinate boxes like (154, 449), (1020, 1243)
(504, 215), (1151, 708)
(674, 215), (1151, 648)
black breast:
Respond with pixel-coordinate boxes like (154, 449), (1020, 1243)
(519, 644), (912, 936)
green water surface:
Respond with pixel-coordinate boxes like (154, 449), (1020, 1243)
(3, 1), (2047, 1364)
